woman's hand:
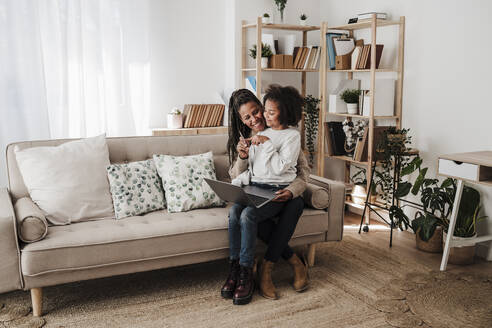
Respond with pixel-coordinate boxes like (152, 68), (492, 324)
(250, 135), (270, 145)
(272, 189), (293, 202)
(237, 138), (250, 159)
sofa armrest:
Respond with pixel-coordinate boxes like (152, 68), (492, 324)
(309, 175), (345, 241)
(14, 197), (48, 243)
(0, 188), (23, 293)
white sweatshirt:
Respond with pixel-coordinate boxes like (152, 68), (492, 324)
(232, 127), (300, 186)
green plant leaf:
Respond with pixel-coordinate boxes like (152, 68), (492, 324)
(395, 182), (412, 198)
(411, 167), (428, 195)
(440, 178), (454, 188)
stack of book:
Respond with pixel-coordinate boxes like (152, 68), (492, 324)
(292, 46), (320, 70)
(357, 12), (387, 22)
(352, 44), (384, 69)
(183, 104), (225, 128)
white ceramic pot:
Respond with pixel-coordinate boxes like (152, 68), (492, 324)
(261, 57), (268, 69)
(167, 114), (183, 129)
(347, 103), (358, 114)
(262, 16), (271, 24)
(300, 20), (307, 26)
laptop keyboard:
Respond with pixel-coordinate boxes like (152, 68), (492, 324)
(247, 194), (269, 207)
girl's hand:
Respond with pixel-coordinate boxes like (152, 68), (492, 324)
(237, 138), (250, 159)
(272, 189), (293, 202)
(250, 135), (270, 145)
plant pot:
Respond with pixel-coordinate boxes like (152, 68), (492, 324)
(261, 57), (269, 69)
(443, 232), (476, 265)
(167, 114), (183, 129)
(416, 226), (443, 253)
(346, 103), (358, 114)
(262, 16), (271, 24)
(300, 20), (307, 26)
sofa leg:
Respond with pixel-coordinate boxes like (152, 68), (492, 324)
(31, 288), (42, 317)
(307, 243), (316, 267)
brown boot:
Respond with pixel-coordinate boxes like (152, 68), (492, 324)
(288, 253), (309, 292)
(233, 265), (255, 305)
(259, 260), (278, 300)
(221, 259), (239, 299)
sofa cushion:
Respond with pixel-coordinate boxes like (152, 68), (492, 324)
(107, 159), (166, 219)
(20, 206), (328, 276)
(14, 134), (114, 225)
(14, 197), (48, 243)
(153, 152), (224, 213)
(303, 183), (330, 209)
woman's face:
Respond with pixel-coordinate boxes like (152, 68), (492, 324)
(238, 101), (265, 132)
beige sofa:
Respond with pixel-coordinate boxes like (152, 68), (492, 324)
(1, 134), (345, 316)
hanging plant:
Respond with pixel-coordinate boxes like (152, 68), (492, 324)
(303, 95), (320, 167)
(274, 0), (287, 23)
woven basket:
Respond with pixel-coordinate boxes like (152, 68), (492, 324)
(415, 226), (443, 253)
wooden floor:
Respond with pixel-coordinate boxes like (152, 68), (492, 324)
(343, 210), (492, 275)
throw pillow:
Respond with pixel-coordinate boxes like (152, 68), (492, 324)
(107, 159), (166, 219)
(14, 197), (49, 243)
(153, 152), (224, 213)
(14, 134), (114, 225)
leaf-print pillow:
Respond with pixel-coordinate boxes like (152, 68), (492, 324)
(153, 152), (225, 213)
(106, 159), (166, 219)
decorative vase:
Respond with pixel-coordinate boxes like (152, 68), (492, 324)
(416, 226), (443, 253)
(443, 232), (476, 265)
(167, 114), (183, 129)
(300, 19), (307, 26)
(261, 57), (268, 69)
(347, 103), (358, 114)
(262, 16), (270, 24)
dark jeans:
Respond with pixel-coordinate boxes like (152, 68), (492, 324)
(228, 185), (304, 267)
(257, 196), (304, 263)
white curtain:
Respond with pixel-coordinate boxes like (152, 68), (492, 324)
(0, 0), (150, 186)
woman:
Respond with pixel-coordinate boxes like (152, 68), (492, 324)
(221, 87), (310, 305)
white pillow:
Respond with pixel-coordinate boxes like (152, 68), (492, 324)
(15, 134), (115, 225)
(153, 152), (225, 213)
(107, 159), (166, 219)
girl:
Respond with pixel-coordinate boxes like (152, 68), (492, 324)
(222, 85), (308, 305)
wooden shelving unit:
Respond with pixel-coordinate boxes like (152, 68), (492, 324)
(241, 17), (324, 149)
(152, 126), (228, 136)
(316, 15), (406, 222)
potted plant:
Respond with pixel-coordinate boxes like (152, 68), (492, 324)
(340, 89), (360, 114)
(350, 166), (377, 205)
(167, 108), (183, 129)
(443, 185), (487, 264)
(299, 14), (308, 26)
(303, 95), (320, 167)
(249, 43), (273, 69)
(274, 0), (287, 23)
(262, 13), (271, 24)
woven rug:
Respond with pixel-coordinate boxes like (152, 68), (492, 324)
(0, 235), (491, 328)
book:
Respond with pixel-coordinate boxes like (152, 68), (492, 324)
(364, 44), (384, 69)
(357, 12), (387, 20)
(311, 46), (320, 69)
(324, 122), (335, 156)
(292, 46), (301, 67)
(245, 76), (256, 92)
(293, 46), (303, 68)
(326, 32), (347, 69)
(351, 46), (362, 70)
(326, 121), (346, 156)
(302, 46), (313, 69)
(353, 127), (368, 161)
(183, 104), (192, 128)
(298, 47), (310, 69)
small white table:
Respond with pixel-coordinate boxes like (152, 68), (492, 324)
(438, 151), (492, 271)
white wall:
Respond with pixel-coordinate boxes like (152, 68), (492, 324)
(148, 0), (227, 128)
(321, 0), (492, 259)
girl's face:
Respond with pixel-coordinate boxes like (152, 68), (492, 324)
(264, 100), (285, 130)
(238, 101), (265, 132)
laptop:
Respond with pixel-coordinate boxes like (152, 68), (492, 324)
(203, 178), (277, 208)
